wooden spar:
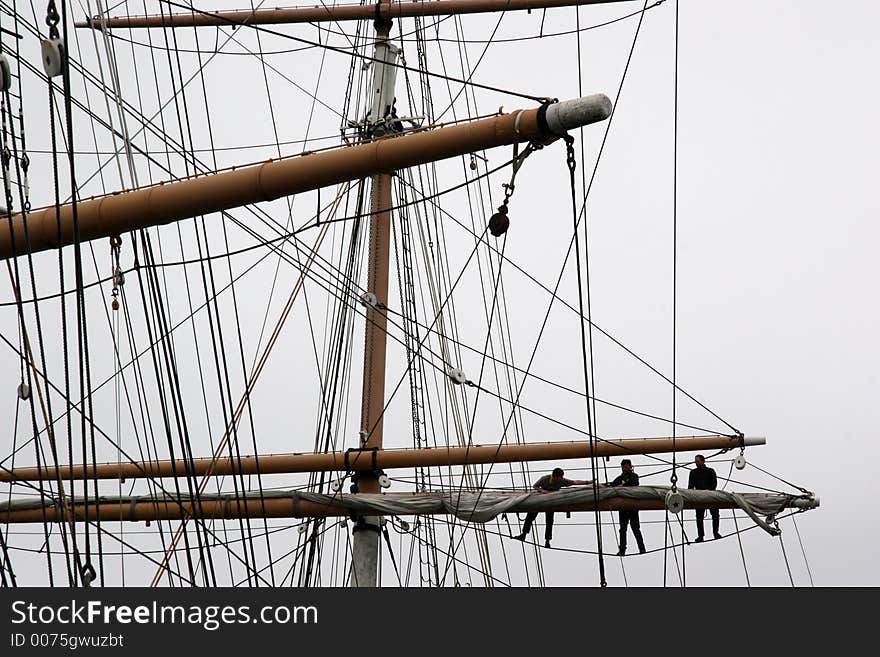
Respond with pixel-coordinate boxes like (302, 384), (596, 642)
(359, 174), (393, 472)
(0, 491), (815, 525)
(0, 95), (610, 261)
(0, 435), (764, 483)
(76, 0), (631, 30)
(350, 176), (392, 587)
(350, 17), (399, 587)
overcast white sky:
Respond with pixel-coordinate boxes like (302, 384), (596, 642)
(0, 0), (877, 586)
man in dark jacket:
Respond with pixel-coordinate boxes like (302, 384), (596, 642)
(688, 454), (722, 542)
(608, 459), (646, 556)
(514, 468), (591, 548)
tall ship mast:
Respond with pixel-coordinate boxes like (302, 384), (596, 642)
(0, 1), (818, 587)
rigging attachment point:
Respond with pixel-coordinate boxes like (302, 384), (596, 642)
(17, 382), (30, 401)
(665, 490), (684, 515)
(80, 562), (97, 587)
(734, 453), (747, 470)
(378, 473), (391, 489)
(352, 517), (381, 534)
(297, 523), (308, 535)
(360, 291), (378, 308)
(40, 38), (65, 78)
(331, 479), (343, 493)
(446, 367), (468, 385)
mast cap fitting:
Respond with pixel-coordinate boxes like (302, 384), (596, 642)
(544, 94), (613, 136)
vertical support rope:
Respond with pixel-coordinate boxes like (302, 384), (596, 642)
(778, 530), (795, 587)
(564, 135), (605, 587)
(791, 515), (814, 587)
(732, 510), (751, 587)
(671, 0), (684, 587)
(671, 0), (679, 491)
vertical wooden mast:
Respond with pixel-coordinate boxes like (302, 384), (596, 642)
(351, 15), (399, 588)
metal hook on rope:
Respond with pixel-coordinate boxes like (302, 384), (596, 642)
(80, 561), (96, 587)
(563, 133), (577, 175)
(109, 235), (123, 310)
(20, 150), (30, 211)
(488, 142), (536, 237)
(45, 1), (61, 39)
(1, 145), (12, 205)
(41, 2), (65, 78)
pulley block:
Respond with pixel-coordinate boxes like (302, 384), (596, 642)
(41, 38), (65, 78)
(0, 54), (11, 92)
(446, 366), (467, 385)
(488, 204), (509, 237)
(665, 490), (684, 515)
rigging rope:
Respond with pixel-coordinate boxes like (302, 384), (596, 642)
(563, 134), (605, 587)
(162, 0), (551, 104)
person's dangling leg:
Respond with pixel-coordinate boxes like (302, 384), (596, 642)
(694, 508), (706, 542)
(544, 512), (554, 547)
(617, 511), (629, 556)
(515, 512), (537, 541)
(631, 511), (645, 554)
(711, 508), (722, 539)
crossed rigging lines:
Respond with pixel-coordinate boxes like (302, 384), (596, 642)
(0, 1), (810, 587)
(0, 0), (648, 584)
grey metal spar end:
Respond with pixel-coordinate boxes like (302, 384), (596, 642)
(792, 495), (820, 510)
(545, 94), (613, 134)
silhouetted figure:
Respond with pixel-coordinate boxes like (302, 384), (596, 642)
(688, 454), (722, 542)
(608, 459), (646, 556)
(514, 468), (591, 548)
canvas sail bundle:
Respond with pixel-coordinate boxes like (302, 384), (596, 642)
(0, 486), (818, 536)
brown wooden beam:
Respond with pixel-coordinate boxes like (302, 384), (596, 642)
(77, 0), (631, 30)
(358, 172), (393, 493)
(0, 435), (761, 483)
(0, 490), (813, 525)
(0, 95), (610, 260)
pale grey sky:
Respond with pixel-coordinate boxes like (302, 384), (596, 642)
(0, 0), (877, 586)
